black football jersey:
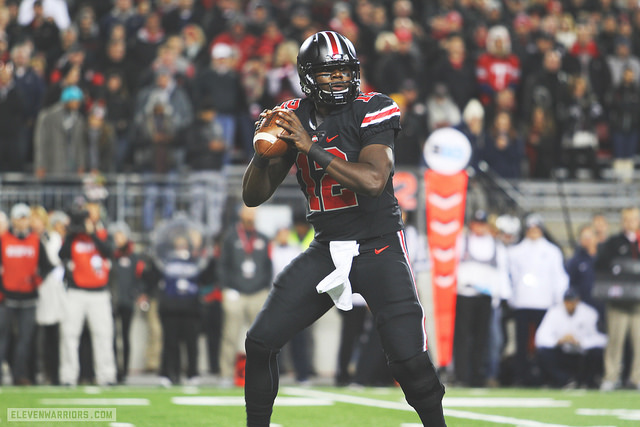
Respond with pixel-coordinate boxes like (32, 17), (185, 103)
(278, 92), (404, 241)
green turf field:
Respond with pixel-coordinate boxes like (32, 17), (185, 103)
(0, 384), (638, 426)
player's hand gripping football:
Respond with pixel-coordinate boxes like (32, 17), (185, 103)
(272, 109), (314, 154)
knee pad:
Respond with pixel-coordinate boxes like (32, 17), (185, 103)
(245, 336), (281, 359)
(389, 351), (445, 411)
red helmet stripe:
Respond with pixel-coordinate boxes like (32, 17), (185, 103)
(321, 31), (341, 56)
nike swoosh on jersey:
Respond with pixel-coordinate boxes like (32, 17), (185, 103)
(327, 135), (338, 142)
(374, 245), (390, 254)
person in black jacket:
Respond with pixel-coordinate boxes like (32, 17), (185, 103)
(595, 207), (640, 391)
(607, 66), (640, 183)
(566, 224), (604, 327)
(0, 63), (27, 173)
(109, 221), (144, 384)
(429, 34), (478, 112)
(193, 43), (247, 163)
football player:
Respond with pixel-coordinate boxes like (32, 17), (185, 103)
(242, 31), (446, 426)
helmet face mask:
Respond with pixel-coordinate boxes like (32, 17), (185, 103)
(298, 31), (361, 106)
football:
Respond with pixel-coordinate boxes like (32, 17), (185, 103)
(253, 110), (290, 158)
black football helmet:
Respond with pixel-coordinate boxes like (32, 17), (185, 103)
(297, 31), (361, 106)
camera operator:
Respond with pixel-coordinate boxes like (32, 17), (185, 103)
(0, 203), (54, 385)
(58, 196), (116, 386)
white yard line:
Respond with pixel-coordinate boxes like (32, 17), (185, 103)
(40, 398), (150, 406)
(281, 387), (604, 427)
(171, 396), (333, 406)
(443, 397), (571, 407)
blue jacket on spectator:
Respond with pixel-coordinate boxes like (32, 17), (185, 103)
(566, 246), (597, 308)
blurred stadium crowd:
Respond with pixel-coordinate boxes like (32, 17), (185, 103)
(0, 0), (638, 394)
(0, 0), (638, 179)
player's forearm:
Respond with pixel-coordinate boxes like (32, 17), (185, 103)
(242, 156), (290, 207)
(325, 158), (388, 197)
(307, 143), (393, 198)
(242, 162), (274, 207)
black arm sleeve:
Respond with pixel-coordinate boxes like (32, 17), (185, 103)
(58, 235), (73, 261)
(141, 263), (162, 296)
(38, 241), (55, 278)
(198, 258), (217, 285)
(91, 233), (114, 258)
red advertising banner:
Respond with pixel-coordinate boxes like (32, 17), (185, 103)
(424, 169), (468, 367)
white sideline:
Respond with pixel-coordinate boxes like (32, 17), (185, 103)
(281, 387), (608, 427)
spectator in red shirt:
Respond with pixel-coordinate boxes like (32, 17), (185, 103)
(476, 25), (521, 109)
(210, 15), (258, 72)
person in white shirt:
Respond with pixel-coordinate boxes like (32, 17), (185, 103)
(454, 210), (510, 387)
(508, 213), (569, 385)
(535, 288), (606, 388)
(18, 0), (71, 30)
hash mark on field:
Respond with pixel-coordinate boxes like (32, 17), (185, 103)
(281, 387), (585, 427)
(577, 408), (640, 421)
(84, 386), (101, 394)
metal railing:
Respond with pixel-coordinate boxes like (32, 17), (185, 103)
(2, 167), (635, 253)
(0, 168), (306, 242)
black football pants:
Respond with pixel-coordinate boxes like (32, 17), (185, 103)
(245, 231), (444, 425)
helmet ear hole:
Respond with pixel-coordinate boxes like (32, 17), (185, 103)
(297, 31), (361, 106)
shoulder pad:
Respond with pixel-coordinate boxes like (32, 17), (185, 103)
(358, 93), (401, 129)
(277, 99), (303, 110)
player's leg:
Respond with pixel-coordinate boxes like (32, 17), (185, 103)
(353, 231), (446, 427)
(245, 242), (335, 427)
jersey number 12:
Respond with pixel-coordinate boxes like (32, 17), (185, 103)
(297, 148), (358, 212)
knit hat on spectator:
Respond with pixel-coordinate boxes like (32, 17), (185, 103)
(525, 213), (544, 229)
(211, 43), (233, 59)
(471, 209), (488, 223)
(563, 288), (580, 301)
(60, 85), (83, 103)
(401, 79), (417, 92)
(10, 203), (30, 220)
(395, 28), (413, 43)
(463, 99), (484, 122)
(291, 5), (310, 19)
(89, 103), (106, 119)
(109, 221), (131, 239)
(49, 211), (70, 227)
(446, 11), (463, 27)
(513, 14), (531, 30)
